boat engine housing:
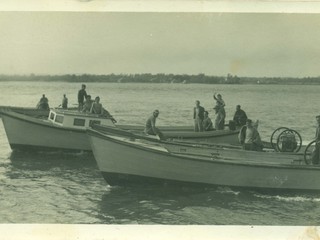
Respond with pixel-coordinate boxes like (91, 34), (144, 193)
(278, 132), (297, 152)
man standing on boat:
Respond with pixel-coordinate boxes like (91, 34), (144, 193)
(193, 100), (205, 132)
(213, 93), (226, 130)
(144, 110), (163, 139)
(312, 115), (320, 164)
(233, 105), (248, 127)
(78, 84), (87, 111)
(239, 119), (263, 151)
(62, 94), (68, 109)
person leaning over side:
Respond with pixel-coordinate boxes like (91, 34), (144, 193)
(202, 111), (213, 131)
(144, 110), (163, 139)
(233, 105), (248, 127)
(193, 100), (205, 132)
(238, 119), (263, 151)
(78, 84), (87, 111)
(311, 115), (320, 164)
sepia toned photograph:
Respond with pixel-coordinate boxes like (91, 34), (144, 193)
(0, 1), (320, 239)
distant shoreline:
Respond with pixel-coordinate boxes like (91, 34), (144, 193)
(1, 73), (320, 85)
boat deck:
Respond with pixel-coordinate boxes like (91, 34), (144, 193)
(105, 133), (308, 168)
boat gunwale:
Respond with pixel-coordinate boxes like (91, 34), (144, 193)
(163, 140), (305, 157)
(162, 129), (240, 138)
(93, 124), (240, 143)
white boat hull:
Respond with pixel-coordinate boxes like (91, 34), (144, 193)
(2, 112), (91, 151)
(88, 130), (320, 191)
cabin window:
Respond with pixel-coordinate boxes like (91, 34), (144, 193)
(89, 120), (101, 127)
(74, 118), (85, 126)
(55, 115), (64, 123)
(49, 112), (55, 120)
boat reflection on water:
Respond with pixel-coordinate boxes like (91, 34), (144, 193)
(7, 150), (98, 181)
(97, 183), (320, 225)
(9, 150), (96, 168)
(97, 185), (239, 224)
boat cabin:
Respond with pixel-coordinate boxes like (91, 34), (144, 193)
(48, 108), (115, 129)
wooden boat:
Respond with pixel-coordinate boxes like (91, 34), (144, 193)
(0, 105), (240, 151)
(0, 108), (115, 151)
(87, 125), (320, 191)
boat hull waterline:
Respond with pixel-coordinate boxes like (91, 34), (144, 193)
(88, 129), (320, 191)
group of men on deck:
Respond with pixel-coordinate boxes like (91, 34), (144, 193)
(144, 91), (271, 153)
(144, 92), (254, 146)
(77, 84), (104, 114)
(145, 103), (320, 163)
(193, 93), (248, 132)
(36, 84), (105, 115)
(193, 94), (264, 151)
(193, 94), (227, 132)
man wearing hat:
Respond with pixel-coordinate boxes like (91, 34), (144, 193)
(144, 110), (163, 139)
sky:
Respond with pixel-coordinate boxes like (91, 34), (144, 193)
(1, 10), (320, 77)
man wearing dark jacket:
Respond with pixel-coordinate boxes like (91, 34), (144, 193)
(233, 105), (248, 127)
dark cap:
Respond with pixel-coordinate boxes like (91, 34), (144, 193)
(316, 115), (320, 118)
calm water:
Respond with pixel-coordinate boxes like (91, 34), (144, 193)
(0, 81), (320, 225)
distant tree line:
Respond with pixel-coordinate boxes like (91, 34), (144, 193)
(0, 73), (320, 85)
